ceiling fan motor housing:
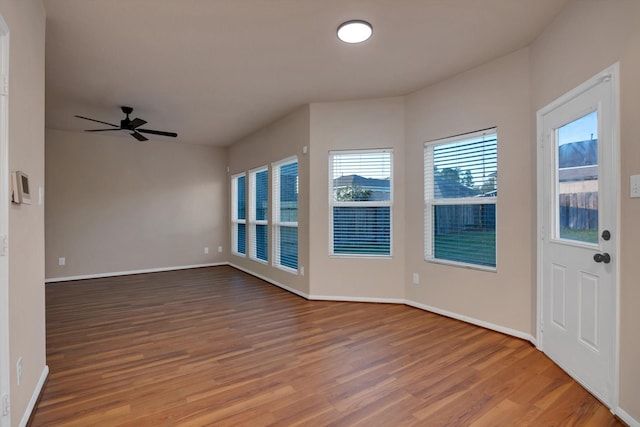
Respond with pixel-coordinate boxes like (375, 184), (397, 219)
(121, 106), (133, 129)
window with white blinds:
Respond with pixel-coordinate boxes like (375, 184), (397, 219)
(424, 129), (497, 269)
(249, 167), (269, 263)
(231, 173), (246, 256)
(329, 149), (392, 256)
(272, 157), (298, 272)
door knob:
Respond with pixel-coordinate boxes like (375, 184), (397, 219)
(593, 252), (611, 264)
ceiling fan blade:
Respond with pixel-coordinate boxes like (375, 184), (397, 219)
(129, 118), (147, 129)
(74, 115), (119, 128)
(84, 128), (121, 132)
(137, 128), (178, 138)
(131, 132), (148, 142)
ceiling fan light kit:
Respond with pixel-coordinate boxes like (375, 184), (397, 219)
(75, 106), (178, 142)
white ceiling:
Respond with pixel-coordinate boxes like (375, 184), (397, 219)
(43, 0), (569, 146)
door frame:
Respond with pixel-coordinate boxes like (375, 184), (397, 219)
(536, 63), (620, 410)
(0, 13), (9, 427)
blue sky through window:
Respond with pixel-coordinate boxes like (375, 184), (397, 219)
(558, 111), (597, 145)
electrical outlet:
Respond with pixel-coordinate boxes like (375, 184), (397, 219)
(412, 273), (420, 285)
(204, 247), (209, 254)
(217, 246), (223, 253)
(16, 357), (22, 385)
(299, 266), (305, 276)
(58, 257), (65, 266)
(631, 175), (640, 198)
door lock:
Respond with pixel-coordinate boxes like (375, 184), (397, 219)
(593, 252), (611, 264)
(601, 230), (611, 241)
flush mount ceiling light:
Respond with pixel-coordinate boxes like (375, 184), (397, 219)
(337, 20), (373, 44)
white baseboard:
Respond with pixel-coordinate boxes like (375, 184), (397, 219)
(228, 265), (532, 343)
(40, 265), (639, 426)
(405, 299), (535, 344)
(20, 365), (48, 427)
(44, 263), (227, 283)
(309, 294), (405, 304)
(229, 263), (310, 300)
(46, 264), (538, 348)
(616, 407), (640, 427)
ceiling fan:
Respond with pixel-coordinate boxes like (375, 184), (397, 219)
(75, 106), (178, 142)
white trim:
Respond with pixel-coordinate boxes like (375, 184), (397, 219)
(272, 157), (299, 272)
(38, 260), (638, 426)
(616, 407), (640, 427)
(226, 265), (533, 343)
(18, 365), (48, 427)
(310, 295), (404, 304)
(248, 166), (269, 263)
(328, 149), (394, 257)
(271, 155), (298, 169)
(536, 63), (620, 410)
(231, 172), (247, 256)
(423, 130), (498, 269)
(0, 14), (9, 427)
(44, 263), (226, 283)
(611, 62), (622, 416)
(425, 127), (497, 146)
(229, 263), (309, 299)
(405, 299), (535, 343)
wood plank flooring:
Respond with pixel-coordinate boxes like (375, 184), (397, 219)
(32, 266), (624, 426)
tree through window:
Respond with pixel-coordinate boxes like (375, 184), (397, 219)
(424, 129), (497, 268)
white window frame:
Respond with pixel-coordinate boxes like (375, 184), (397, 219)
(249, 166), (269, 264)
(424, 128), (497, 271)
(272, 156), (299, 274)
(231, 172), (246, 257)
(329, 148), (393, 258)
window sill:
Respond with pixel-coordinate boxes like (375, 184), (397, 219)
(425, 258), (497, 273)
(330, 254), (393, 260)
(275, 264), (298, 275)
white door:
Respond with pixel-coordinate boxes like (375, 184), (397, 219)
(537, 64), (618, 407)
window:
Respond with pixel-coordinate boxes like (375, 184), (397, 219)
(249, 167), (269, 263)
(273, 158), (298, 271)
(424, 129), (497, 269)
(231, 173), (246, 256)
(329, 149), (392, 256)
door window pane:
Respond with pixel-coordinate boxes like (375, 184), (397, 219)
(557, 111), (598, 244)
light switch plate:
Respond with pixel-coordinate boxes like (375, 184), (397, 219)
(631, 175), (640, 198)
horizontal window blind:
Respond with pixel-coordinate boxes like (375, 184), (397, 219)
(232, 174), (246, 255)
(273, 159), (298, 271)
(278, 226), (298, 270)
(333, 206), (390, 255)
(250, 168), (268, 262)
(425, 130), (497, 268)
(330, 150), (392, 256)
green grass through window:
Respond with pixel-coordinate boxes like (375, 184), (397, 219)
(434, 230), (496, 267)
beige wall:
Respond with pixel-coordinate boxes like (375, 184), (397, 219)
(404, 49), (533, 333)
(309, 98), (405, 300)
(530, 0), (640, 419)
(45, 129), (228, 279)
(227, 106), (310, 295)
(2, 0), (47, 425)
(36, 0), (640, 423)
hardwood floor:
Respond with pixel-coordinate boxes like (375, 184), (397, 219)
(32, 266), (624, 426)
